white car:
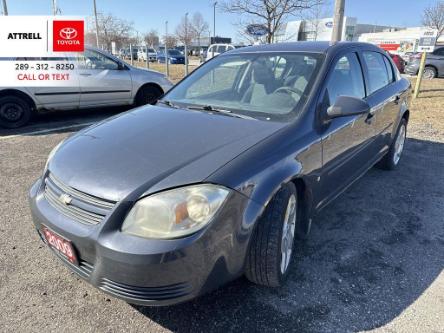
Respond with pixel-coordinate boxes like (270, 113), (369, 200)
(0, 47), (173, 128)
(137, 47), (158, 62)
(205, 44), (235, 62)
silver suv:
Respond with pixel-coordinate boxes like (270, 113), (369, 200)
(0, 47), (173, 128)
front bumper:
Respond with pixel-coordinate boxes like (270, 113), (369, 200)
(29, 178), (261, 306)
(404, 63), (419, 75)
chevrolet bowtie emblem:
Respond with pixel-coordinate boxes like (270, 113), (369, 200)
(59, 193), (72, 205)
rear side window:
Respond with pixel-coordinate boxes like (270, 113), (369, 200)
(433, 47), (444, 56)
(325, 53), (365, 106)
(362, 51), (389, 94)
(383, 56), (394, 83)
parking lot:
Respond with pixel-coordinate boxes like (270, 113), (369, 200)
(0, 79), (443, 332)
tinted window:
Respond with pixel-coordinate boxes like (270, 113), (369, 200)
(325, 53), (365, 107)
(216, 45), (226, 53)
(362, 51), (389, 94)
(433, 47), (444, 56)
(168, 50), (181, 56)
(383, 56), (394, 82)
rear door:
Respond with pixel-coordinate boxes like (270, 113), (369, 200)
(77, 49), (132, 107)
(318, 51), (378, 207)
(360, 51), (399, 153)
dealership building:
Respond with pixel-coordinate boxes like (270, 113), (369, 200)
(278, 17), (443, 54)
(278, 17), (397, 43)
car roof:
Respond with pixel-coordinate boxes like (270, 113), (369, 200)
(228, 41), (382, 55)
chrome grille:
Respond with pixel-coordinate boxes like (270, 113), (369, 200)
(44, 173), (116, 225)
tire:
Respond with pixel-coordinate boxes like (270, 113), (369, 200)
(135, 85), (163, 106)
(423, 66), (437, 80)
(377, 118), (407, 170)
(245, 183), (298, 287)
(0, 95), (32, 128)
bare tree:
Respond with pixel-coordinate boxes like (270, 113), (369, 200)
(175, 15), (196, 46)
(221, 0), (322, 43)
(85, 13), (134, 50)
(303, 0), (329, 41)
(144, 30), (160, 48)
(190, 12), (209, 49)
(422, 1), (444, 38)
(163, 35), (178, 49)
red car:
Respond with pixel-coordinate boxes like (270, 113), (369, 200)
(388, 52), (405, 73)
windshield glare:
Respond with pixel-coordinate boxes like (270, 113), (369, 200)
(164, 52), (322, 121)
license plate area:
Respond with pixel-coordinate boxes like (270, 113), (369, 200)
(42, 226), (79, 266)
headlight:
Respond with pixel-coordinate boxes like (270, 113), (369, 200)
(121, 184), (230, 239)
(44, 140), (65, 171)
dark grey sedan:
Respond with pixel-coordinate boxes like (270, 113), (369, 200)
(29, 42), (411, 306)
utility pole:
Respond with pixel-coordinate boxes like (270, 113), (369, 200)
(165, 20), (169, 78)
(1, 0), (8, 15)
(184, 12), (189, 76)
(331, 0), (345, 42)
(93, 0), (100, 47)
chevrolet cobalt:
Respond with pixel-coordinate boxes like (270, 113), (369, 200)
(29, 42), (411, 305)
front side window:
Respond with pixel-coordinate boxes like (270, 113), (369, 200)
(362, 51), (389, 94)
(164, 52), (323, 121)
(77, 50), (119, 70)
(324, 53), (365, 107)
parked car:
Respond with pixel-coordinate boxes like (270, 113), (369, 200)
(0, 47), (173, 128)
(157, 49), (185, 64)
(205, 43), (235, 62)
(387, 52), (405, 73)
(29, 42), (410, 306)
(137, 47), (158, 62)
(405, 46), (444, 79)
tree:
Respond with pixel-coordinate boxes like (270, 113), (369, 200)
(303, 0), (329, 41)
(144, 30), (160, 48)
(422, 1), (444, 39)
(85, 13), (134, 50)
(175, 15), (195, 46)
(163, 35), (178, 49)
(221, 0), (322, 43)
(190, 12), (209, 49)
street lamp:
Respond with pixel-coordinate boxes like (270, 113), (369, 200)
(213, 2), (217, 43)
(185, 12), (189, 76)
(165, 20), (169, 77)
(1, 0), (8, 15)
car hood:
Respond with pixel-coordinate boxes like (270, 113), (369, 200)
(49, 105), (285, 202)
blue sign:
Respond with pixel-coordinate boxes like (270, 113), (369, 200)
(246, 24), (269, 37)
(325, 21), (333, 28)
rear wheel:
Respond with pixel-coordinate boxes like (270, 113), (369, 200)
(245, 183), (297, 287)
(377, 118), (407, 170)
(423, 66), (437, 80)
(135, 85), (163, 106)
(0, 95), (32, 128)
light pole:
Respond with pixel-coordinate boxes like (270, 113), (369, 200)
(184, 12), (189, 76)
(213, 2), (217, 43)
(93, 0), (100, 47)
(165, 20), (169, 78)
(331, 0), (345, 42)
(1, 0), (8, 15)
(52, 0), (58, 15)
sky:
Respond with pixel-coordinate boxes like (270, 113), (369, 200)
(1, 0), (437, 42)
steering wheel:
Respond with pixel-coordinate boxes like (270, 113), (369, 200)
(273, 86), (304, 97)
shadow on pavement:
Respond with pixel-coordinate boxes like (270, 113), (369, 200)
(134, 138), (444, 332)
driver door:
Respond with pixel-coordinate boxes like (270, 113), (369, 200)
(77, 49), (132, 107)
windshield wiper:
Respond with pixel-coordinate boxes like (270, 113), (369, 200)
(157, 99), (180, 109)
(187, 105), (256, 120)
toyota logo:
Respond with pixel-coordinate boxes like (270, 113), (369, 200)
(59, 27), (78, 40)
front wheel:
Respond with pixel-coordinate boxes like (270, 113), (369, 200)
(377, 118), (407, 170)
(245, 183), (298, 287)
(135, 85), (163, 106)
(0, 95), (32, 128)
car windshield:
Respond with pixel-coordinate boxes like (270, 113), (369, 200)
(164, 52), (323, 121)
(168, 50), (181, 56)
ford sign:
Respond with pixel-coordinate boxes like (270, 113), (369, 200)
(246, 24), (269, 37)
(325, 21), (333, 28)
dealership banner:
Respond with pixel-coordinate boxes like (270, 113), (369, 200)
(0, 16), (85, 87)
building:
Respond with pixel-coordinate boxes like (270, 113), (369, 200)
(278, 17), (399, 43)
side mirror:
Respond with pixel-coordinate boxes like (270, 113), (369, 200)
(117, 62), (126, 70)
(327, 95), (370, 119)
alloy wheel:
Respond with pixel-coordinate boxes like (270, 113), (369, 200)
(393, 124), (406, 165)
(280, 194), (297, 274)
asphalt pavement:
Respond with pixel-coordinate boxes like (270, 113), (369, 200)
(0, 109), (443, 332)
